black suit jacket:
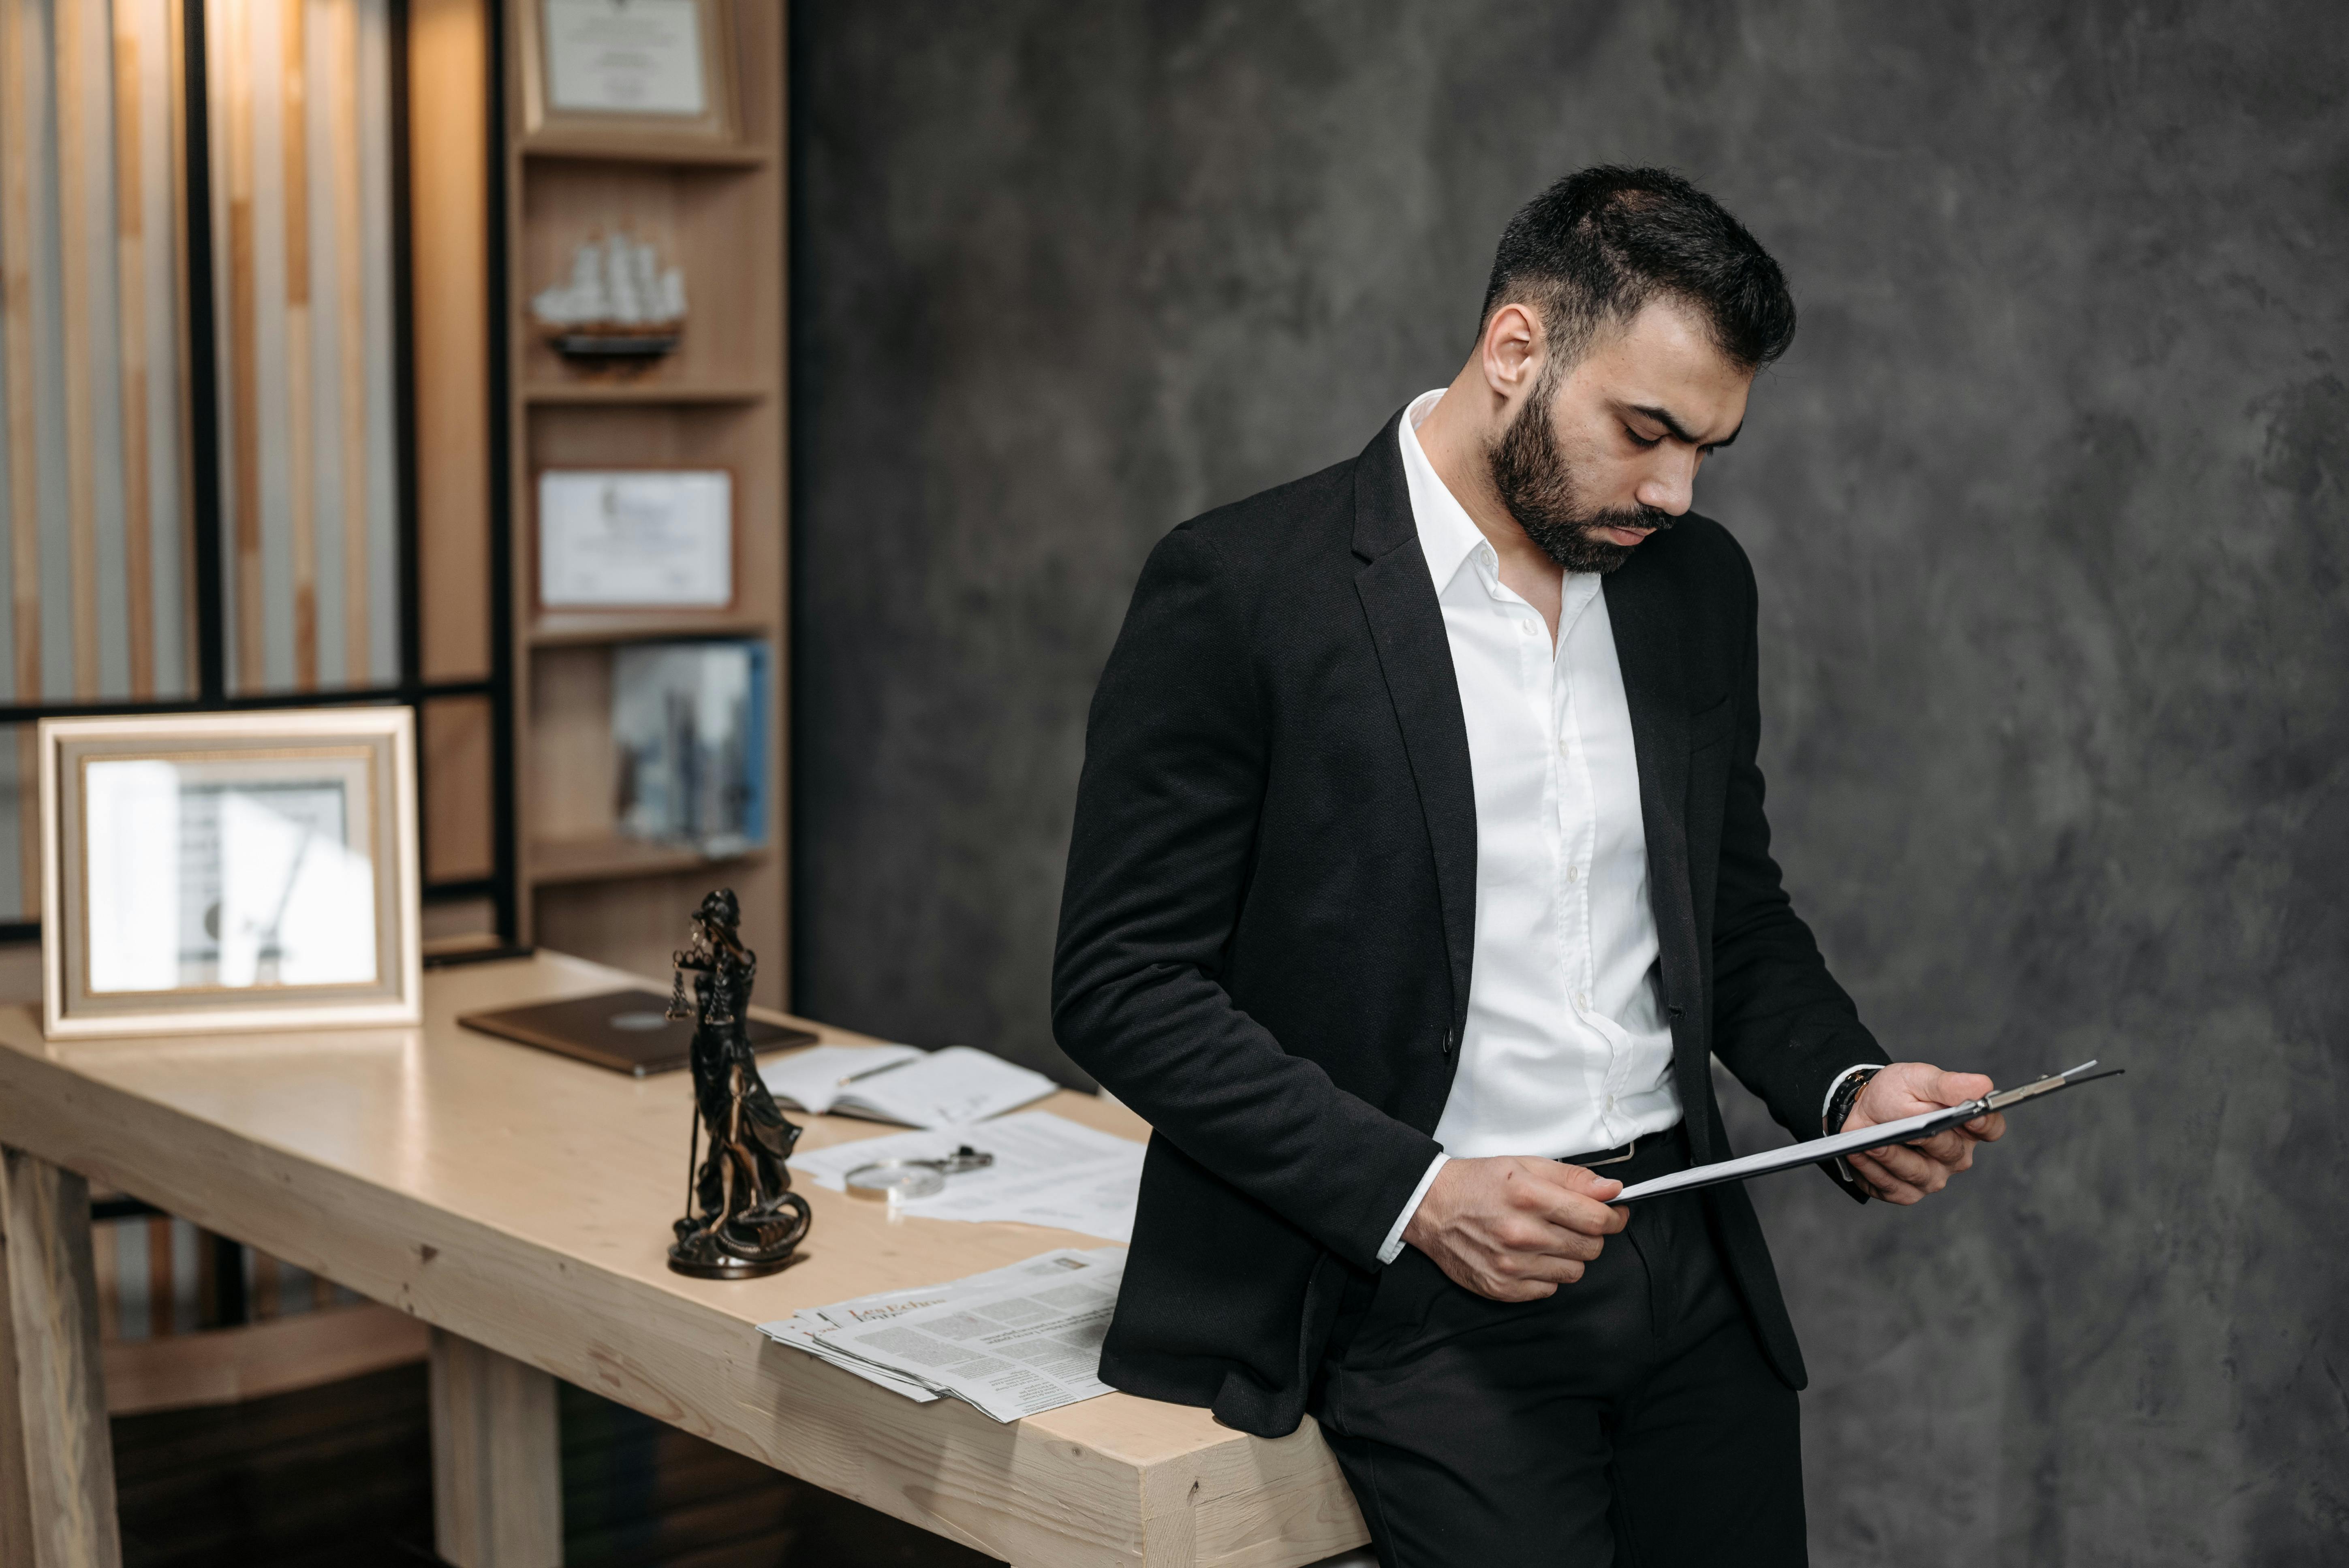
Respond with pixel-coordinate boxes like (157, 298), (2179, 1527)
(1052, 408), (1880, 1439)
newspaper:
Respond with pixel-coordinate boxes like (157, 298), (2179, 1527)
(788, 1111), (1145, 1242)
(757, 1249), (1108, 1403)
(758, 1246), (1126, 1422)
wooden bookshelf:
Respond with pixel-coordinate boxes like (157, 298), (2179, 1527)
(500, 0), (789, 985)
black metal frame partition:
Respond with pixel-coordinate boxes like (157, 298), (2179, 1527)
(0, 0), (519, 950)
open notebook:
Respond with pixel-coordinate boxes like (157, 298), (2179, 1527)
(757, 1043), (1059, 1128)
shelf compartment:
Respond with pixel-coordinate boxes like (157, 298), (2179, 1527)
(522, 381), (771, 406)
(530, 834), (771, 887)
(519, 136), (771, 169)
(517, 161), (773, 393)
(528, 613), (775, 649)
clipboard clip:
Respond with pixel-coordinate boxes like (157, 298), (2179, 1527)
(1972, 1058), (2123, 1119)
(1882, 1058), (2125, 1154)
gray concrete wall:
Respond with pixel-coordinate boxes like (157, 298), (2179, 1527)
(789, 4), (2349, 1560)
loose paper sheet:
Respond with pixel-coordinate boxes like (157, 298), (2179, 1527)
(789, 1111), (1145, 1242)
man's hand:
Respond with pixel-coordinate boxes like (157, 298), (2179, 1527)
(1400, 1156), (1627, 1302)
(1840, 1062), (2007, 1204)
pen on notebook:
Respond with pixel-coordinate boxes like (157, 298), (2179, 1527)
(838, 1054), (923, 1085)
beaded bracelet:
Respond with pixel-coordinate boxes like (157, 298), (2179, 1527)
(1825, 1065), (1882, 1136)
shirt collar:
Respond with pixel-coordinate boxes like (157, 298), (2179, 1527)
(1398, 389), (1493, 592)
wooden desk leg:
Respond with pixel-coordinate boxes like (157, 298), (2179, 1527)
(0, 1148), (124, 1568)
(429, 1328), (563, 1568)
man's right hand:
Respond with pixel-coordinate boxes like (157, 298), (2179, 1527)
(1400, 1156), (1627, 1302)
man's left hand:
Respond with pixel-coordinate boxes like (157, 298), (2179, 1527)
(1839, 1062), (2006, 1204)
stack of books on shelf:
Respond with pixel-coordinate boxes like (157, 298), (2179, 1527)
(611, 639), (769, 856)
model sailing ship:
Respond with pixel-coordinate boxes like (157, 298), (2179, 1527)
(530, 229), (689, 361)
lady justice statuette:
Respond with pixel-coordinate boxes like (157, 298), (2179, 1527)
(666, 889), (812, 1278)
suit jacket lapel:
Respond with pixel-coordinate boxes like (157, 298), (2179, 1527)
(1604, 553), (1712, 1147)
(1351, 412), (1477, 1040)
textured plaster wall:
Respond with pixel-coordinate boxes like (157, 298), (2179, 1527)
(789, 4), (2349, 1560)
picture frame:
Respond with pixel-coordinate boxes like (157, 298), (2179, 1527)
(517, 0), (741, 147)
(39, 709), (423, 1040)
(536, 466), (736, 611)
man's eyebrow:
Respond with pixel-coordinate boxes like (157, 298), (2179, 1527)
(1626, 403), (1741, 449)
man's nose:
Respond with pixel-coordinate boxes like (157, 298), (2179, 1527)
(1635, 453), (1699, 516)
(1635, 472), (1691, 514)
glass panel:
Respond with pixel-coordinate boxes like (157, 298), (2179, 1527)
(207, 0), (401, 695)
(0, 0), (198, 706)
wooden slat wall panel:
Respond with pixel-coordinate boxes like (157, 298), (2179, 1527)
(128, 0), (194, 702)
(0, 2), (447, 925)
(408, 0), (490, 685)
(0, 0), (194, 919)
(206, 0), (398, 697)
(53, 0), (104, 700)
(282, 0), (318, 690)
(326, 0), (370, 683)
(112, 4), (156, 697)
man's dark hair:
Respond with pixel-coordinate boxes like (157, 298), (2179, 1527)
(1479, 166), (1796, 372)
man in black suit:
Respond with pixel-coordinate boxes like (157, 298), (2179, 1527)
(1053, 167), (2006, 1566)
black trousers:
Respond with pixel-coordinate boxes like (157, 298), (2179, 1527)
(1311, 1126), (1806, 1568)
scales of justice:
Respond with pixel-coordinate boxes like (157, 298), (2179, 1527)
(665, 889), (813, 1279)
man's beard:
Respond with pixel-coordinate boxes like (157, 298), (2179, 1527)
(1488, 384), (1674, 575)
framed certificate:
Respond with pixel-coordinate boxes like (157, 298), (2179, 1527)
(536, 468), (734, 609)
(519, 0), (740, 144)
(39, 709), (423, 1039)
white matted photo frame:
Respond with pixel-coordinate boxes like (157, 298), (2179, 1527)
(517, 0), (741, 146)
(39, 709), (423, 1039)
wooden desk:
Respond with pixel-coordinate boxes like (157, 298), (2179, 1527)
(0, 952), (1366, 1568)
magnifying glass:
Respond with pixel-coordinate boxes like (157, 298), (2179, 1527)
(844, 1145), (994, 1202)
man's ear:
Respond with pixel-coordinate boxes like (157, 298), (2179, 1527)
(1479, 301), (1543, 403)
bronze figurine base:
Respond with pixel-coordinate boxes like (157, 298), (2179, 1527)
(665, 1241), (802, 1281)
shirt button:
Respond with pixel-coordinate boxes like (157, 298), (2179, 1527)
(1567, 864), (1580, 883)
(1575, 991), (1589, 1008)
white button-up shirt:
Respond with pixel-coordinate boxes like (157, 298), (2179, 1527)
(1377, 388), (1682, 1263)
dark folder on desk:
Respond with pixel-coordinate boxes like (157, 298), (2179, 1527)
(460, 989), (816, 1077)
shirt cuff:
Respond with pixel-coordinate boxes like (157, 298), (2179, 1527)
(1820, 1062), (1885, 1196)
(1376, 1153), (1450, 1265)
(1820, 1062), (1886, 1133)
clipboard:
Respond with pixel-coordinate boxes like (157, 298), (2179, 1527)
(1614, 1059), (2122, 1204)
